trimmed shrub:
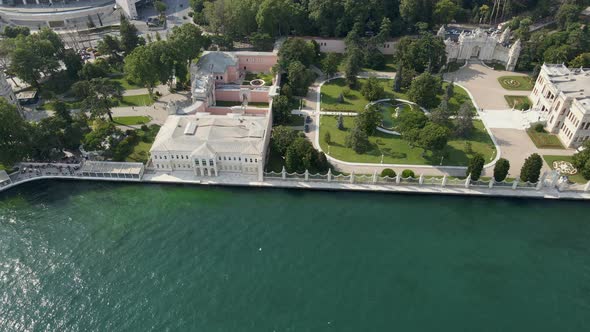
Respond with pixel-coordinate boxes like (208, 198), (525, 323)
(520, 153), (543, 183)
(381, 168), (396, 178)
(401, 169), (415, 178)
(534, 123), (544, 132)
(493, 158), (510, 182)
(466, 153), (485, 181)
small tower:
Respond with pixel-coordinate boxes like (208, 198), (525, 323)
(506, 39), (522, 72)
(499, 27), (511, 44)
(437, 25), (446, 38)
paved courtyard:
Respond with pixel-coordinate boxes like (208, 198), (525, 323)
(445, 63), (531, 110)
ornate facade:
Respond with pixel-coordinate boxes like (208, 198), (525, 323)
(439, 26), (521, 71)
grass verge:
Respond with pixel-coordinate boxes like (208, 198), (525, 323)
(527, 128), (564, 149)
(497, 76), (534, 91)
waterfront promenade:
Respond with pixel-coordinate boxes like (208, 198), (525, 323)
(2, 164), (590, 201)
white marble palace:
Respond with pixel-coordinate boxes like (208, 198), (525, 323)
(439, 26), (521, 71)
(149, 50), (278, 180)
(530, 64), (590, 148)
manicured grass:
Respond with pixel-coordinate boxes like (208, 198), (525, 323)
(320, 78), (475, 114)
(319, 116), (496, 166)
(243, 72), (274, 86)
(542, 155), (587, 184)
(504, 95), (531, 110)
(527, 128), (564, 149)
(362, 57), (396, 73)
(497, 75), (534, 91)
(108, 75), (143, 90)
(113, 116), (151, 126)
(125, 125), (160, 164)
(117, 94), (155, 107)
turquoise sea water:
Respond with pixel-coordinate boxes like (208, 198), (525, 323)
(1, 180), (590, 331)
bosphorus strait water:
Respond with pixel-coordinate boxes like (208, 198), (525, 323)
(1, 180), (590, 331)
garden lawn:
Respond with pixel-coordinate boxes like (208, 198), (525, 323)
(113, 116), (151, 126)
(527, 128), (564, 149)
(117, 94), (155, 107)
(497, 75), (534, 91)
(108, 75), (143, 90)
(244, 72), (274, 86)
(504, 95), (531, 110)
(542, 155), (587, 184)
(321, 78), (475, 114)
(319, 116), (496, 166)
(125, 125), (161, 164)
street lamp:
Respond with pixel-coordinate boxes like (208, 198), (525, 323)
(440, 156), (444, 166)
(381, 154), (384, 164)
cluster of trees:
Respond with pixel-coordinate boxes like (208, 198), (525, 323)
(0, 98), (90, 165)
(466, 153), (542, 183)
(516, 1), (590, 71)
(124, 24), (210, 95)
(271, 126), (330, 173)
(345, 105), (382, 153)
(190, 0), (546, 42)
(572, 140), (590, 180)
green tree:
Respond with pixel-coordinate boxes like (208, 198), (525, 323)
(356, 104), (382, 135)
(466, 153), (485, 181)
(322, 53), (340, 78)
(285, 137), (317, 172)
(520, 153), (543, 183)
(3, 26), (30, 38)
(324, 131), (331, 144)
(0, 98), (30, 165)
(120, 15), (142, 54)
(397, 107), (428, 135)
(63, 48), (83, 80)
(455, 102), (474, 137)
(168, 24), (210, 68)
(97, 34), (122, 59)
(417, 122), (449, 154)
(271, 126), (298, 155)
(346, 123), (371, 154)
(401, 169), (415, 178)
(445, 79), (454, 99)
(78, 59), (110, 80)
(278, 38), (317, 69)
(337, 114), (344, 130)
(381, 168), (396, 177)
(572, 140), (590, 180)
(570, 53), (590, 68)
(73, 78), (123, 122)
(249, 32), (274, 51)
(407, 72), (441, 108)
(361, 77), (385, 102)
(393, 64), (403, 92)
(8, 30), (63, 88)
(430, 99), (452, 128)
(343, 46), (362, 87)
(124, 45), (160, 95)
(271, 95), (291, 125)
(154, 1), (168, 16)
(493, 158), (510, 182)
(287, 60), (314, 96)
(434, 0), (459, 24)
(556, 4), (581, 29)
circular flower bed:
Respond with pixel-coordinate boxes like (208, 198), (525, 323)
(250, 79), (265, 87)
(501, 78), (521, 88)
(553, 161), (578, 175)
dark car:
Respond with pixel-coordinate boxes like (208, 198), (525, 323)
(304, 124), (309, 133)
(305, 115), (312, 124)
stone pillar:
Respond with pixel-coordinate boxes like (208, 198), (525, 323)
(350, 171), (355, 184)
(281, 166), (286, 180)
(536, 173), (546, 190)
(489, 178), (494, 188)
(304, 170), (309, 181)
(464, 174), (471, 188)
(550, 171), (559, 187)
(419, 174), (424, 185)
(512, 178), (519, 190)
(327, 169), (332, 182)
(442, 175), (448, 187)
(372, 171), (377, 184)
(584, 181), (590, 192)
(395, 174), (400, 184)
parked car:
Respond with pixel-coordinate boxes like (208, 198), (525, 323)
(304, 124), (309, 133)
(305, 116), (312, 124)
